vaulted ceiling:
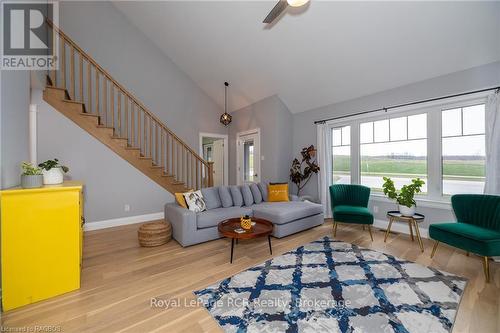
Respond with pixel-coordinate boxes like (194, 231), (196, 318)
(114, 1), (500, 114)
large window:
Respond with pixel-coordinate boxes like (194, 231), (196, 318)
(332, 126), (350, 184)
(327, 96), (487, 201)
(442, 104), (485, 194)
(360, 114), (428, 192)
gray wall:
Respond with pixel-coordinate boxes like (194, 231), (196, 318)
(292, 61), (500, 227)
(228, 95), (293, 185)
(33, 1), (228, 223)
(0, 71), (30, 189)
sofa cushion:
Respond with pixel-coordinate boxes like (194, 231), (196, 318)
(230, 186), (243, 207)
(252, 201), (323, 225)
(219, 186), (233, 208)
(201, 187), (222, 210)
(250, 183), (263, 204)
(333, 205), (373, 225)
(196, 206), (253, 229)
(429, 222), (500, 257)
(258, 182), (268, 201)
(240, 185), (254, 207)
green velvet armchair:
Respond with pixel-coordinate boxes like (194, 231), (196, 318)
(330, 184), (374, 240)
(429, 194), (500, 282)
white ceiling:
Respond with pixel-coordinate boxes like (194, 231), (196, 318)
(114, 1), (500, 114)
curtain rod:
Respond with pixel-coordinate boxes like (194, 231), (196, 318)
(313, 86), (500, 125)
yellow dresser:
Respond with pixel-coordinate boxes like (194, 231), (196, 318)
(1, 181), (84, 311)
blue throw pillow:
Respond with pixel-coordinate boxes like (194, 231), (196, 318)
(258, 182), (268, 202)
(230, 186), (243, 207)
(250, 183), (262, 204)
(240, 184), (254, 207)
(219, 186), (233, 208)
(201, 187), (222, 210)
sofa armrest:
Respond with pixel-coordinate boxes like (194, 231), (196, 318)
(165, 203), (197, 247)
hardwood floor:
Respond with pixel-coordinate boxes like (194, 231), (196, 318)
(2, 219), (498, 333)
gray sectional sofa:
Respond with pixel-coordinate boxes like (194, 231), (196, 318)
(165, 183), (324, 247)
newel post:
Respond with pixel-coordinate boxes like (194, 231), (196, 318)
(207, 161), (214, 187)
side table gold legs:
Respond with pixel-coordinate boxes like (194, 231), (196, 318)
(408, 221), (414, 241)
(384, 217), (394, 242)
(412, 220), (424, 252)
(431, 241), (439, 258)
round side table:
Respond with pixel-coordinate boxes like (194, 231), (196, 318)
(384, 211), (425, 252)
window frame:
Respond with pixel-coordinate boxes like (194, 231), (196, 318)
(326, 93), (488, 206)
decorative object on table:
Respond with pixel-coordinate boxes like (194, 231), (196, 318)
(382, 177), (425, 216)
(194, 236), (467, 333)
(219, 82), (232, 126)
(429, 194), (500, 283)
(20, 162), (43, 189)
(240, 215), (252, 230)
(385, 211), (425, 252)
(38, 158), (69, 185)
(138, 221), (172, 247)
(218, 217), (273, 263)
(183, 190), (206, 212)
(290, 145), (319, 195)
(330, 184), (374, 240)
(267, 183), (290, 202)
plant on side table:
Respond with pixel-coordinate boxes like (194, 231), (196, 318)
(38, 158), (69, 185)
(20, 162), (43, 189)
(382, 177), (425, 216)
(290, 145), (320, 196)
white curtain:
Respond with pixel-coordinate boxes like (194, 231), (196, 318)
(317, 123), (332, 217)
(485, 91), (500, 195)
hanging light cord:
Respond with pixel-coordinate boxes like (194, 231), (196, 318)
(224, 82), (229, 113)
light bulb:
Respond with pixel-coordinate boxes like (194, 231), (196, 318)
(287, 0), (310, 7)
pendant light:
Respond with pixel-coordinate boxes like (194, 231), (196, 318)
(220, 82), (232, 126)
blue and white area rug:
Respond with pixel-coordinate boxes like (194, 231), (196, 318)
(194, 236), (467, 333)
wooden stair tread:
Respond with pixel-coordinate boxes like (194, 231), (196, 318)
(111, 136), (128, 141)
(124, 146), (141, 150)
(138, 156), (152, 160)
(63, 99), (84, 105)
(79, 112), (99, 117)
(96, 125), (115, 129)
(162, 174), (175, 178)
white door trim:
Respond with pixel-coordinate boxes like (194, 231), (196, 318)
(236, 128), (261, 186)
(199, 132), (229, 186)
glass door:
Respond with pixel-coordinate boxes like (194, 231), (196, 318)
(237, 130), (260, 185)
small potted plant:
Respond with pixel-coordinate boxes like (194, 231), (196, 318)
(20, 162), (43, 189)
(38, 158), (69, 185)
(382, 177), (425, 216)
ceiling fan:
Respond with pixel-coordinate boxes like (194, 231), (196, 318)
(263, 0), (310, 24)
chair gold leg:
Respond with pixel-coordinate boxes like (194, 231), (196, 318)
(413, 221), (424, 253)
(483, 256), (490, 283)
(333, 222), (338, 237)
(363, 225), (366, 231)
(430, 241), (439, 258)
(466, 251), (470, 256)
(384, 217), (394, 242)
(368, 225), (374, 241)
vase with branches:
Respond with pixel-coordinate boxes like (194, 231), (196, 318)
(289, 145), (320, 196)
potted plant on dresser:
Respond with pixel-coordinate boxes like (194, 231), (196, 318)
(38, 158), (69, 185)
(382, 177), (425, 216)
(20, 162), (43, 189)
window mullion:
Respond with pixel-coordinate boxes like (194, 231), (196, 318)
(427, 109), (442, 199)
(351, 122), (360, 184)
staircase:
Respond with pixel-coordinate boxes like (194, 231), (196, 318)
(43, 22), (213, 194)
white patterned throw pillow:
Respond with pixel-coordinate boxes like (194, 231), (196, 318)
(183, 190), (206, 212)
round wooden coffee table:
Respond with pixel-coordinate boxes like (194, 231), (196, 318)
(218, 217), (273, 263)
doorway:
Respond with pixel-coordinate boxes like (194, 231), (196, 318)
(199, 133), (228, 186)
(236, 128), (261, 185)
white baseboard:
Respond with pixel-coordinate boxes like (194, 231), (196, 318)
(84, 212), (164, 231)
(373, 218), (429, 239)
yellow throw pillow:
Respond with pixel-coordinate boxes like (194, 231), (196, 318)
(268, 183), (289, 202)
(175, 190), (193, 208)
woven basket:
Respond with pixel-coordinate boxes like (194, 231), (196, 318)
(138, 221), (171, 247)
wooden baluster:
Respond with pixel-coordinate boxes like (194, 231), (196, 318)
(156, 124), (160, 166)
(78, 51), (83, 102)
(166, 133), (169, 174)
(177, 141), (181, 181)
(207, 161), (214, 187)
(110, 84), (114, 131)
(103, 78), (107, 126)
(131, 103), (135, 147)
(196, 159), (199, 189)
(138, 108), (141, 153)
(149, 118), (153, 159)
(69, 46), (75, 99)
(144, 115), (148, 156)
(191, 156), (195, 189)
(87, 61), (91, 114)
(117, 90), (121, 136)
(61, 39), (66, 89)
(95, 70), (100, 121)
(124, 96), (128, 143)
(160, 130), (164, 172)
(50, 27), (56, 86)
